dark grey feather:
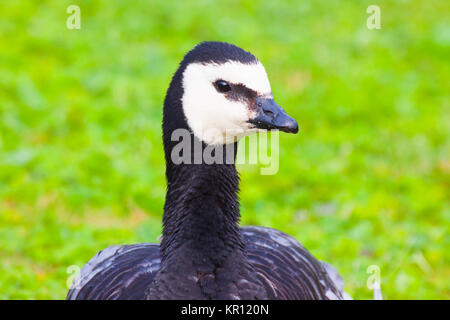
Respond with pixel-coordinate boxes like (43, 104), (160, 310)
(67, 227), (347, 300)
(67, 243), (160, 300)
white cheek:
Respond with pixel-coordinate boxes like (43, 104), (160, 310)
(182, 63), (266, 145)
(183, 88), (251, 144)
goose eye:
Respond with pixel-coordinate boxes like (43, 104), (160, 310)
(214, 80), (231, 93)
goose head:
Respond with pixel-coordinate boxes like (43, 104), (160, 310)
(166, 41), (298, 146)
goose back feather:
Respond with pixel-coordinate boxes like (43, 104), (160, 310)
(67, 227), (346, 300)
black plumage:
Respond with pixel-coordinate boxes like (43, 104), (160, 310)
(67, 42), (347, 300)
(67, 227), (344, 299)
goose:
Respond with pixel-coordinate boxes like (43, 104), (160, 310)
(67, 41), (348, 300)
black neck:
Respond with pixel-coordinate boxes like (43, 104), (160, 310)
(160, 140), (244, 267)
(160, 65), (245, 270)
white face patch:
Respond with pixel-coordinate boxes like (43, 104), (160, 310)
(181, 61), (272, 145)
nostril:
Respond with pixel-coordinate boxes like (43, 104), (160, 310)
(263, 109), (274, 117)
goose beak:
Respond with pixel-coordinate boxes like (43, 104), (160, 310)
(248, 98), (299, 134)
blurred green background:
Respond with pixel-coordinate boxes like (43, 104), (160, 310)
(0, 0), (449, 299)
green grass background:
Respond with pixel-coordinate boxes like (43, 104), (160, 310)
(0, 0), (449, 299)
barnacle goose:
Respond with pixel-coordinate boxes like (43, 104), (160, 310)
(67, 41), (349, 300)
